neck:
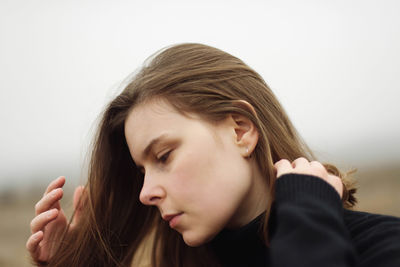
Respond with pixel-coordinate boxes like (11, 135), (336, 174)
(226, 159), (269, 229)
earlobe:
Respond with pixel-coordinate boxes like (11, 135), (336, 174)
(232, 116), (258, 157)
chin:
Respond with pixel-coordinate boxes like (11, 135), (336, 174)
(181, 230), (215, 247)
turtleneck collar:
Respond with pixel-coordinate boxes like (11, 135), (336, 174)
(208, 212), (268, 267)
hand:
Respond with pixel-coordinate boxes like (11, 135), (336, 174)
(26, 176), (86, 263)
(274, 157), (343, 198)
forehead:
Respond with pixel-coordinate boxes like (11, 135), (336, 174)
(125, 99), (186, 136)
(125, 99), (175, 138)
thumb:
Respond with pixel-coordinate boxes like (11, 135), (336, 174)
(71, 185), (86, 227)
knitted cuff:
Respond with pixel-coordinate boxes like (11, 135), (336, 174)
(275, 173), (343, 211)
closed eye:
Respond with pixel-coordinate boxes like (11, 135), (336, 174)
(157, 150), (172, 163)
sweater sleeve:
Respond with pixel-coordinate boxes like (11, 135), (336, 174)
(269, 173), (359, 267)
(343, 209), (400, 267)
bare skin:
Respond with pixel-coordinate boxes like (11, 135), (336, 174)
(26, 176), (85, 263)
(26, 159), (343, 263)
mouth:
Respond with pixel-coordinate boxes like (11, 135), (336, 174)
(162, 212), (183, 228)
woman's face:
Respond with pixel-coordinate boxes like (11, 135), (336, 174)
(124, 99), (267, 246)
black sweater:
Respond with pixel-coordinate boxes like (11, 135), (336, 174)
(209, 174), (400, 267)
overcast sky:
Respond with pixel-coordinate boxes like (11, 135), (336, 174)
(1, 0), (399, 188)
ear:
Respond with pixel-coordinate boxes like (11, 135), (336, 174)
(229, 100), (259, 158)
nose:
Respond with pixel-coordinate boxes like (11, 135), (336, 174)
(139, 174), (166, 206)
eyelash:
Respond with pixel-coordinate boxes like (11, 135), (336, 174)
(157, 150), (171, 163)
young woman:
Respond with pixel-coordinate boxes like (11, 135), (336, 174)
(26, 43), (400, 267)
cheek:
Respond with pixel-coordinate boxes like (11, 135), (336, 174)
(169, 148), (213, 200)
(170, 141), (250, 215)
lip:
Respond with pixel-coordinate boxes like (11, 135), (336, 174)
(162, 212), (183, 228)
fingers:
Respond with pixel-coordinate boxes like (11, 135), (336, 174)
(275, 157), (328, 179)
(309, 160), (328, 178)
(71, 186), (86, 227)
(44, 176), (65, 196)
(27, 177), (67, 262)
(275, 157), (343, 199)
(73, 186), (85, 211)
(35, 176), (65, 216)
(35, 188), (64, 216)
(291, 157), (309, 168)
(274, 157), (313, 178)
(26, 230), (43, 256)
(274, 159), (293, 178)
(30, 208), (59, 233)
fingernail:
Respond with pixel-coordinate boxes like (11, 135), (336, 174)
(52, 188), (59, 198)
(47, 209), (57, 218)
(33, 231), (41, 240)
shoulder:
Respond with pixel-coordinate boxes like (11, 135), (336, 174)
(344, 209), (400, 267)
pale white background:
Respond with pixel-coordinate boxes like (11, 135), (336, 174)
(1, 0), (399, 190)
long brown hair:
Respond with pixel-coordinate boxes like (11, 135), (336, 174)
(45, 43), (357, 267)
